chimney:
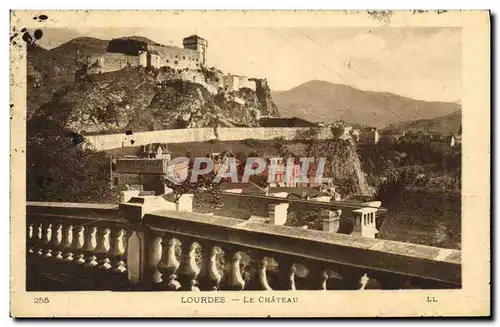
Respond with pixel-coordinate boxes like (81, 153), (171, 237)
(321, 209), (342, 233)
(268, 203), (289, 226)
(176, 194), (194, 212)
(351, 208), (378, 238)
(119, 190), (141, 204)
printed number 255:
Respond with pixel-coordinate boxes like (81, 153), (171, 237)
(33, 297), (49, 304)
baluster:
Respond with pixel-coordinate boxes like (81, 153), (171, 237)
(31, 221), (43, 256)
(35, 222), (45, 256)
(109, 228), (126, 273)
(157, 237), (180, 290)
(66, 225), (83, 261)
(359, 273), (382, 290)
(81, 226), (98, 267)
(70, 225), (85, 263)
(149, 235), (163, 285)
(198, 245), (222, 291)
(277, 258), (297, 290)
(308, 265), (329, 290)
(335, 267), (366, 290)
(124, 229), (144, 286)
(27, 222), (34, 254)
(177, 241), (200, 291)
(58, 224), (73, 260)
(222, 251), (245, 291)
(47, 223), (62, 258)
(95, 227), (111, 269)
(257, 258), (273, 291)
(319, 270), (329, 290)
(38, 222), (52, 256)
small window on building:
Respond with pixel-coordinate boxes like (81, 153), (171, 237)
(166, 60), (169, 63)
(174, 60), (178, 65)
(183, 56), (186, 60)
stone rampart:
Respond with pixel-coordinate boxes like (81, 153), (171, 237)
(85, 127), (334, 150)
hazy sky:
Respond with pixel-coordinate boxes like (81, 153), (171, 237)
(38, 27), (461, 102)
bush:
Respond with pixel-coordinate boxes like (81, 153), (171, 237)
(374, 166), (427, 207)
(242, 138), (263, 148)
(27, 118), (113, 203)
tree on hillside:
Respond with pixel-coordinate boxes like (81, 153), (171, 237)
(374, 166), (428, 208)
(163, 171), (223, 210)
(26, 117), (114, 203)
(296, 126), (322, 156)
(273, 136), (291, 157)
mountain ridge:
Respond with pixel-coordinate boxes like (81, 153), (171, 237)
(382, 109), (462, 135)
(272, 80), (461, 129)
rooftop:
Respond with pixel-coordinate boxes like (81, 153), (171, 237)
(183, 34), (208, 44)
(259, 116), (317, 128)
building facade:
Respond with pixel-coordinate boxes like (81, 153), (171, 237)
(111, 143), (188, 195)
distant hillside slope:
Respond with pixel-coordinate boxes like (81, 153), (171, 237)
(27, 38), (110, 115)
(383, 110), (462, 135)
(379, 188), (461, 249)
(115, 36), (161, 45)
(272, 80), (461, 128)
(27, 36), (165, 115)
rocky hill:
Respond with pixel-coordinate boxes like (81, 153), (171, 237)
(382, 110), (462, 135)
(27, 38), (110, 116)
(32, 67), (272, 134)
(272, 80), (461, 128)
(27, 37), (279, 133)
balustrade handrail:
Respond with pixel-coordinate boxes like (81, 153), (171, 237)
(144, 209), (460, 286)
(217, 193), (388, 212)
(27, 201), (122, 222)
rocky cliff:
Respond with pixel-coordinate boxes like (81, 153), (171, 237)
(251, 78), (280, 117)
(27, 38), (279, 134)
(27, 39), (110, 117)
(310, 138), (373, 196)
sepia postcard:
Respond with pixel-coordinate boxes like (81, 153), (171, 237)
(10, 10), (490, 318)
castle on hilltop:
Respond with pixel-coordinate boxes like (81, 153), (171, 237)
(85, 35), (257, 94)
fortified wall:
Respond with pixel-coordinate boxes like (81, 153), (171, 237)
(223, 74), (256, 92)
(85, 34), (255, 94)
(84, 127), (334, 151)
(147, 44), (201, 70)
(154, 67), (219, 94)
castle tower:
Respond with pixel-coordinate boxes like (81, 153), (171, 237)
(183, 34), (208, 66)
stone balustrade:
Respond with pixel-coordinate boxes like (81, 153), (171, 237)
(26, 202), (130, 290)
(26, 201), (461, 291)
